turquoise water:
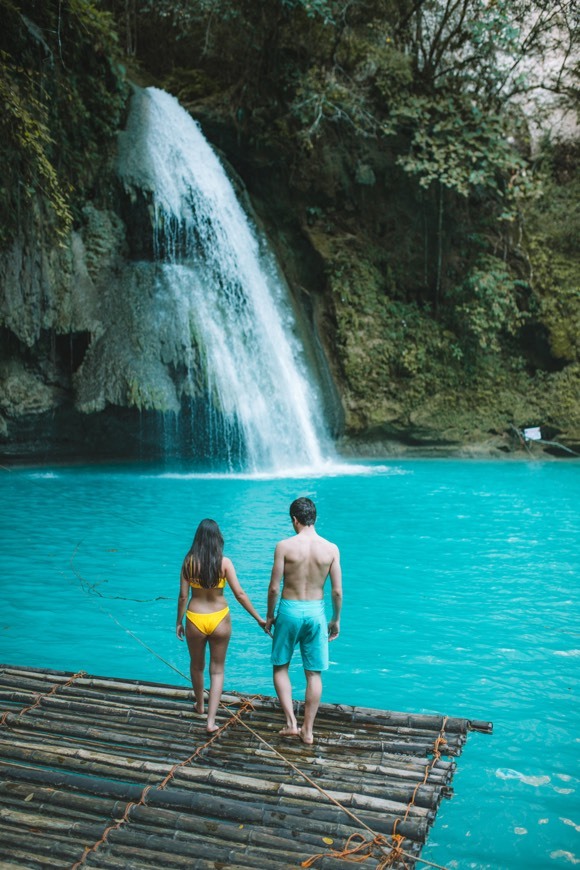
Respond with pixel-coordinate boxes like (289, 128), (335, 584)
(1, 459), (579, 868)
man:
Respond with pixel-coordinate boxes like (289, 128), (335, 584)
(265, 496), (342, 744)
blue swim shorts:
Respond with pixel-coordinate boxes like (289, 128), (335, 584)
(271, 599), (329, 672)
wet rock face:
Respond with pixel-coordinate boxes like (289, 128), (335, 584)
(0, 206), (196, 460)
(0, 204), (137, 459)
(1, 93), (578, 463)
(0, 360), (60, 417)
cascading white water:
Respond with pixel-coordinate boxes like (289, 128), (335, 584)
(118, 87), (330, 471)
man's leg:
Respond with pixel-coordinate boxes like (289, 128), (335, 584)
(300, 669), (322, 744)
(273, 663), (299, 736)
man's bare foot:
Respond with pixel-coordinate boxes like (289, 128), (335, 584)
(278, 725), (300, 737)
(206, 722), (219, 734)
(299, 727), (314, 745)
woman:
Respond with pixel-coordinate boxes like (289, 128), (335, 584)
(176, 518), (266, 732)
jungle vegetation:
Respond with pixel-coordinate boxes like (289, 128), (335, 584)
(1, 0), (579, 449)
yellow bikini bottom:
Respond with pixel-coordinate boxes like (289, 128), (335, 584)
(186, 606), (230, 636)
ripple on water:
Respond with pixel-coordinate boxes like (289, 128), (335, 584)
(1, 459), (580, 870)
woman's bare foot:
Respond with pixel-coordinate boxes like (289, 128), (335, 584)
(299, 727), (314, 745)
(278, 725), (300, 737)
(206, 722), (219, 734)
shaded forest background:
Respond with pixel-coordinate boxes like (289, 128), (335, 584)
(0, 0), (579, 459)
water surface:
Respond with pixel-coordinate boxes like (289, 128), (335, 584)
(1, 459), (578, 869)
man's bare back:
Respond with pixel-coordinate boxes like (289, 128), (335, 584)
(271, 527), (340, 601)
(266, 497), (342, 744)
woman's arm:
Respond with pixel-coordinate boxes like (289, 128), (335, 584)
(176, 570), (190, 639)
(223, 558), (267, 629)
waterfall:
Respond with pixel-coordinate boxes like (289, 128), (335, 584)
(118, 87), (330, 472)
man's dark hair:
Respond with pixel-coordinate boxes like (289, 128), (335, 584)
(290, 497), (317, 526)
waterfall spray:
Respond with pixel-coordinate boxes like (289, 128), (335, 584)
(118, 87), (329, 471)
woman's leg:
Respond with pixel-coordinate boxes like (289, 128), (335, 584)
(206, 614), (232, 733)
(185, 620), (207, 714)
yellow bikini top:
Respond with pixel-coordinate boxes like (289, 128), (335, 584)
(189, 577), (226, 589)
(184, 555), (226, 589)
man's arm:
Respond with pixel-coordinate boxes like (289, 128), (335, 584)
(265, 542), (285, 634)
(328, 546), (342, 641)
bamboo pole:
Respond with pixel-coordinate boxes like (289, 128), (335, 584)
(0, 742), (453, 807)
(204, 740), (454, 775)
(0, 764), (429, 845)
(166, 765), (431, 818)
(144, 803), (418, 855)
(199, 754), (448, 802)
(316, 702), (492, 734)
(104, 821), (398, 870)
(0, 785), (411, 864)
(0, 662), (489, 870)
(1, 667), (492, 732)
(18, 689), (195, 721)
(13, 707), (199, 747)
(0, 669), (490, 742)
(107, 816), (317, 860)
(0, 837), (82, 867)
(238, 743), (456, 777)
(0, 748), (449, 817)
(0, 665), (191, 700)
(246, 705), (466, 739)
(5, 713), (200, 758)
(0, 806), (110, 839)
(0, 738), (433, 821)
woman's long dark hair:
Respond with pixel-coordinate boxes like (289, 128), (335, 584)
(182, 519), (224, 588)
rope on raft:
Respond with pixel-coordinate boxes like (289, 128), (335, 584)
(0, 462), (454, 869)
(2, 604), (451, 869)
(66, 609), (452, 870)
(0, 670), (87, 727)
(70, 695), (259, 869)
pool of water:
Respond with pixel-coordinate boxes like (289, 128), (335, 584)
(1, 458), (579, 868)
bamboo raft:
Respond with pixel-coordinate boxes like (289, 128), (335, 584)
(0, 664), (492, 869)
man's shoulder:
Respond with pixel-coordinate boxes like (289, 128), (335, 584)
(318, 535), (340, 553)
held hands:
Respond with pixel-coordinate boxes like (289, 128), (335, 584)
(257, 616), (272, 636)
(264, 616), (276, 637)
(328, 620), (340, 641)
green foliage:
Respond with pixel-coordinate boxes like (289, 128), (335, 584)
(0, 0), (127, 246)
(372, 45), (413, 103)
(290, 66), (379, 145)
(525, 238), (580, 365)
(0, 57), (72, 243)
(448, 255), (527, 355)
(162, 68), (220, 104)
(280, 0), (335, 23)
(521, 141), (580, 364)
(383, 96), (532, 207)
(526, 141), (580, 257)
(101, 0), (578, 429)
(539, 282), (580, 363)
